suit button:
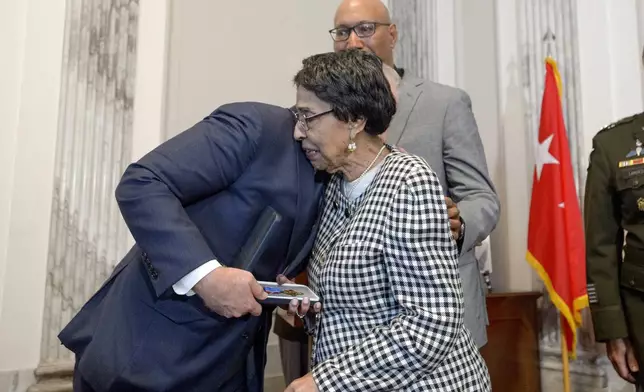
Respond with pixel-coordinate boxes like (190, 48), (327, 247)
(150, 270), (159, 280)
(630, 278), (636, 286)
(242, 333), (249, 339)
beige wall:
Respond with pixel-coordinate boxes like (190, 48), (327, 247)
(0, 0), (66, 377)
(164, 0), (343, 138)
(455, 0), (532, 291)
(131, 1), (171, 163)
(577, 0), (644, 159)
(0, 0), (28, 325)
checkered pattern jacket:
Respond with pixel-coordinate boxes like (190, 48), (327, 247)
(308, 151), (491, 391)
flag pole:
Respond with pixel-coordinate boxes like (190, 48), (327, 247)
(543, 25), (571, 391)
(560, 318), (571, 392)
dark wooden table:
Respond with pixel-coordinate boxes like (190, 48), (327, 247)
(480, 291), (543, 392)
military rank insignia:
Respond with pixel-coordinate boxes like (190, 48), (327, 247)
(638, 197), (644, 211)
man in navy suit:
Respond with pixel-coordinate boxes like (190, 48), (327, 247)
(59, 102), (323, 392)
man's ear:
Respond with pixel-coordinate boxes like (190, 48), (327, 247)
(389, 24), (398, 49)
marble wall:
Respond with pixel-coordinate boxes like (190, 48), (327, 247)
(389, 0), (437, 81)
(0, 371), (35, 392)
(40, 0), (139, 362)
(518, 0), (585, 199)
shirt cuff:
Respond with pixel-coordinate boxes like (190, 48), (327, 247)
(172, 259), (221, 296)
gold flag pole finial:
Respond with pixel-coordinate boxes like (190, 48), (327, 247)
(543, 28), (556, 59)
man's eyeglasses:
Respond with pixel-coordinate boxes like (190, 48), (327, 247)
(291, 109), (333, 132)
(329, 22), (391, 42)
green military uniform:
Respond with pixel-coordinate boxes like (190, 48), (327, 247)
(585, 112), (644, 387)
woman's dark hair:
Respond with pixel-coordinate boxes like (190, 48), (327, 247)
(293, 49), (396, 136)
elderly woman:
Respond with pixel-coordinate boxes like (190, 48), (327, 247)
(283, 49), (491, 392)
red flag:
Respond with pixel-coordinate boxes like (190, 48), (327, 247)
(526, 57), (588, 359)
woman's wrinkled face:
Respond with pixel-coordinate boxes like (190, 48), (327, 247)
(293, 87), (352, 173)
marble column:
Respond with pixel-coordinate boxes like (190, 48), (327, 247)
(39, 0), (139, 366)
(518, 0), (585, 199)
(389, 0), (437, 81)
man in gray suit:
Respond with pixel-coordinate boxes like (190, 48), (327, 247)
(332, 0), (500, 347)
(274, 0), (500, 383)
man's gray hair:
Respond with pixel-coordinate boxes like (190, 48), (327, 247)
(382, 63), (401, 88)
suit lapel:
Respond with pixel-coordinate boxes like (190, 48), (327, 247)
(387, 76), (424, 146)
(284, 142), (323, 267)
(282, 214), (320, 277)
(284, 141), (304, 263)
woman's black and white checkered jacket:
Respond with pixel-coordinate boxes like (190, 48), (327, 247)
(308, 150), (491, 391)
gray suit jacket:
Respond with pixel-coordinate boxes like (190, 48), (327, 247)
(387, 74), (500, 347)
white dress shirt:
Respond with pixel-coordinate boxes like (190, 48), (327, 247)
(172, 259), (221, 296)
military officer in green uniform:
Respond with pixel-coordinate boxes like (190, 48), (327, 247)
(585, 113), (644, 389)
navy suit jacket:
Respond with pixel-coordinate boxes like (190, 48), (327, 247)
(59, 102), (323, 392)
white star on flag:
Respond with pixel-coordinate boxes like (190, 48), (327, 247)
(535, 133), (559, 180)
